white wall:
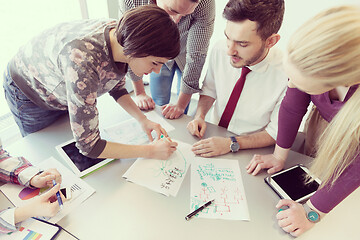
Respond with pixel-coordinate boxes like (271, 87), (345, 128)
(210, 0), (360, 53)
(0, 1), (83, 117)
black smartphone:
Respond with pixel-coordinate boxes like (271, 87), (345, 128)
(264, 164), (321, 203)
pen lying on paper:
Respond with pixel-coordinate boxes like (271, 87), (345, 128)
(52, 180), (63, 210)
(185, 199), (215, 221)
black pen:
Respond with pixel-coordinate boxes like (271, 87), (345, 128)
(185, 199), (215, 221)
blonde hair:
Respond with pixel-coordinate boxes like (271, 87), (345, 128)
(288, 6), (360, 187)
(288, 6), (360, 87)
(313, 88), (360, 187)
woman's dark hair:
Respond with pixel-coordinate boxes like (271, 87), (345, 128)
(115, 5), (180, 59)
(223, 0), (284, 40)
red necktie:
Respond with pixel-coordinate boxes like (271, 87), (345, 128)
(218, 67), (251, 128)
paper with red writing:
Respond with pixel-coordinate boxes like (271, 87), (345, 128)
(190, 158), (250, 220)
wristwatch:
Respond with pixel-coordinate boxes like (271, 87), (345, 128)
(303, 203), (321, 223)
(230, 136), (240, 153)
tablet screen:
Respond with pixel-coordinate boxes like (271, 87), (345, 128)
(271, 166), (319, 201)
(56, 140), (114, 177)
(61, 141), (105, 172)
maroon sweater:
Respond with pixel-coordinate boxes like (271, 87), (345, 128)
(276, 86), (360, 213)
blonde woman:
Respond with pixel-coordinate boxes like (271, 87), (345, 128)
(247, 6), (360, 237)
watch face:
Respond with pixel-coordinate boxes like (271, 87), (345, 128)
(230, 142), (240, 152)
(307, 211), (319, 222)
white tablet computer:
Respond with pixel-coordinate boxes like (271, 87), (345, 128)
(56, 139), (114, 177)
(264, 164), (321, 203)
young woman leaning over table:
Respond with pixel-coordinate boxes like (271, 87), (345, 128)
(3, 5), (179, 161)
(246, 6), (360, 237)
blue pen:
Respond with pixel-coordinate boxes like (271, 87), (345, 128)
(52, 180), (63, 210)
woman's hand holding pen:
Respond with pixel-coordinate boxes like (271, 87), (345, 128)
(14, 184), (65, 224)
(149, 137), (178, 160)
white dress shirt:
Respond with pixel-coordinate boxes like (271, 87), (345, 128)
(201, 40), (288, 139)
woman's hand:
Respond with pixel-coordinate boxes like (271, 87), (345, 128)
(276, 199), (315, 237)
(139, 118), (168, 142)
(14, 184), (65, 223)
(148, 138), (178, 160)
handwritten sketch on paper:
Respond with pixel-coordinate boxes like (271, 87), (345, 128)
(0, 157), (95, 224)
(123, 140), (193, 197)
(190, 158), (250, 221)
(103, 111), (175, 145)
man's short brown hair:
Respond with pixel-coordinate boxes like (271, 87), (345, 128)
(223, 0), (284, 40)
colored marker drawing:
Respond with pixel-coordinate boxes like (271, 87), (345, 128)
(152, 149), (187, 176)
(123, 140), (193, 197)
(196, 163), (236, 181)
(190, 158), (250, 220)
(149, 149), (188, 192)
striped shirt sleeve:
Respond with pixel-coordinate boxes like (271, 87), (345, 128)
(0, 140), (41, 233)
(0, 208), (17, 234)
(179, 0), (215, 94)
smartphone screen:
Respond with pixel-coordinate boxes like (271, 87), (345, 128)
(60, 188), (71, 199)
(60, 188), (67, 198)
(271, 166), (319, 202)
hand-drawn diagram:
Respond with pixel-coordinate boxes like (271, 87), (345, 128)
(151, 150), (188, 191)
(190, 159), (250, 220)
(123, 141), (193, 197)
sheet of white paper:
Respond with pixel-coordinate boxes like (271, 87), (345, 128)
(0, 157), (95, 223)
(103, 111), (175, 145)
(123, 140), (193, 197)
(190, 158), (250, 221)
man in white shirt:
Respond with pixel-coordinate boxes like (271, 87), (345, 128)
(187, 0), (287, 157)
